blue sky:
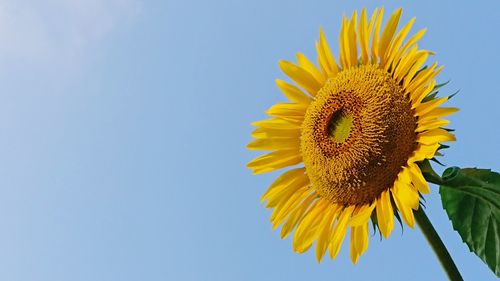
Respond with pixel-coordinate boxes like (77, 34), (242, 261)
(0, 0), (498, 280)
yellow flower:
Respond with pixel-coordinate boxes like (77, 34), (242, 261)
(247, 7), (458, 264)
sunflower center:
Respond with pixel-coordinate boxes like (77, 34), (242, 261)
(301, 65), (418, 205)
(328, 110), (353, 143)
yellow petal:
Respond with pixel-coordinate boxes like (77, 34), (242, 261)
(347, 11), (358, 67)
(267, 102), (307, 118)
(379, 8), (402, 67)
(339, 16), (350, 69)
(269, 115), (302, 124)
(409, 143), (440, 162)
(398, 167), (413, 188)
(297, 53), (326, 85)
(329, 205), (355, 259)
(280, 193), (317, 239)
(410, 80), (436, 107)
(366, 8), (378, 62)
(408, 163), (430, 194)
(358, 8), (369, 64)
(371, 7), (384, 63)
(403, 51), (430, 88)
(279, 60), (322, 96)
(270, 187), (309, 227)
(251, 118), (301, 129)
(392, 181), (419, 227)
(317, 28), (339, 76)
(393, 45), (418, 81)
(417, 128), (456, 145)
(358, 223), (369, 254)
(247, 137), (300, 151)
(315, 42), (328, 76)
(293, 200), (328, 253)
(276, 79), (312, 105)
(350, 223), (369, 264)
(316, 204), (341, 262)
(415, 97), (448, 117)
(416, 119), (450, 133)
(320, 28), (340, 75)
(376, 189), (394, 238)
(395, 46), (426, 82)
(406, 63), (443, 94)
(247, 150), (302, 174)
(350, 226), (359, 264)
(349, 202), (375, 226)
(418, 107), (459, 122)
(261, 168), (307, 202)
(385, 17), (415, 70)
(392, 28), (427, 67)
(251, 127), (300, 139)
(265, 178), (307, 209)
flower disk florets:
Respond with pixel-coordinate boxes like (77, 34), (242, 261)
(301, 65), (418, 205)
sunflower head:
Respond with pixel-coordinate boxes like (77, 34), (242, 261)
(247, 7), (457, 264)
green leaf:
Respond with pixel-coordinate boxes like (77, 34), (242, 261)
(439, 167), (500, 277)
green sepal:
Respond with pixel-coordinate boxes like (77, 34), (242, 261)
(422, 91), (439, 103)
(430, 157), (446, 166)
(447, 89), (460, 100)
(438, 144), (450, 151)
(390, 193), (404, 233)
(433, 80), (450, 91)
(393, 210), (404, 235)
(369, 211), (382, 240)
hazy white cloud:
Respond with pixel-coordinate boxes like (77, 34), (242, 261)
(0, 0), (141, 68)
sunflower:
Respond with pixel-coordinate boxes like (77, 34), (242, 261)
(247, 7), (458, 264)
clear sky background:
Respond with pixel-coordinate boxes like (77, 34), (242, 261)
(0, 0), (498, 280)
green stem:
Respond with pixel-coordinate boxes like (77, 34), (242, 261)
(415, 208), (463, 281)
(419, 159), (444, 185)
